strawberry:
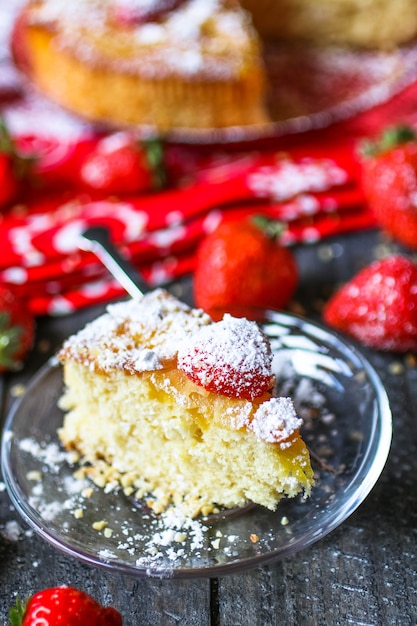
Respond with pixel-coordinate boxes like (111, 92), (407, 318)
(359, 124), (417, 249)
(193, 216), (298, 318)
(0, 153), (19, 208)
(177, 315), (273, 400)
(0, 117), (32, 210)
(0, 286), (34, 372)
(323, 254), (417, 352)
(79, 132), (165, 194)
(9, 586), (122, 626)
(110, 0), (185, 25)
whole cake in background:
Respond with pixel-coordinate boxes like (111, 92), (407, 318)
(12, 0), (415, 132)
(242, 0), (417, 50)
(57, 289), (314, 518)
(11, 0), (268, 131)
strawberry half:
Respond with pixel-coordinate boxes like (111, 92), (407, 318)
(323, 254), (417, 352)
(0, 286), (34, 372)
(359, 124), (417, 249)
(177, 315), (273, 400)
(9, 586), (122, 626)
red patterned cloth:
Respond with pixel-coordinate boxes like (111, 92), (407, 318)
(1, 2), (417, 315)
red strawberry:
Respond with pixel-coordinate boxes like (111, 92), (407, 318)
(79, 132), (165, 194)
(323, 254), (417, 352)
(9, 586), (122, 626)
(193, 217), (298, 318)
(178, 315), (273, 400)
(0, 154), (19, 208)
(0, 287), (35, 372)
(359, 124), (417, 249)
(110, 0), (185, 25)
(0, 117), (32, 210)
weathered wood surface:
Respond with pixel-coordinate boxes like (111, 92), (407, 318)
(1, 230), (416, 626)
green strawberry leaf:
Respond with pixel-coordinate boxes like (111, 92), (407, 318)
(9, 596), (27, 626)
(0, 116), (15, 156)
(0, 312), (25, 369)
(0, 115), (36, 182)
(252, 214), (285, 240)
(143, 139), (166, 190)
(361, 124), (416, 157)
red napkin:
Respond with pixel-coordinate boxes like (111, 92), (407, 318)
(1, 132), (375, 315)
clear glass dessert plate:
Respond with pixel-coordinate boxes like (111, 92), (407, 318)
(1, 311), (392, 579)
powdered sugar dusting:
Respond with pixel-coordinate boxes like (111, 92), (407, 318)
(250, 397), (303, 444)
(13, 437), (273, 571)
(19, 437), (79, 471)
(28, 0), (261, 80)
(59, 289), (212, 372)
(177, 314), (273, 399)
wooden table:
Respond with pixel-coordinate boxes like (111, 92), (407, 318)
(1, 229), (416, 625)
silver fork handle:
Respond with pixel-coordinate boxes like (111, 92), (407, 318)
(79, 225), (148, 299)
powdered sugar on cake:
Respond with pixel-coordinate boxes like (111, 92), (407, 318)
(178, 314), (272, 378)
(177, 314), (273, 400)
(250, 397), (303, 444)
(29, 0), (261, 80)
(59, 289), (212, 372)
(59, 288), (305, 444)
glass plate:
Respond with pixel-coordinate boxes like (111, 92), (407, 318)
(166, 41), (417, 144)
(1, 311), (392, 579)
(99, 41), (417, 143)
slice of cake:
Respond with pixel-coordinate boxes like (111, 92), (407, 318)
(12, 0), (268, 131)
(57, 289), (314, 518)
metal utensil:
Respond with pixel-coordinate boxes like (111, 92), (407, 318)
(78, 225), (148, 298)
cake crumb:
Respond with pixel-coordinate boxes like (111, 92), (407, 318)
(92, 520), (108, 531)
(1, 520), (23, 542)
(27, 470), (42, 481)
(389, 361), (404, 375)
(37, 339), (52, 353)
(250, 533), (259, 543)
(10, 384), (26, 398)
(406, 353), (417, 367)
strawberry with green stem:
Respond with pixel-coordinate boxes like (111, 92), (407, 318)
(0, 286), (34, 373)
(9, 586), (122, 625)
(0, 117), (33, 210)
(359, 124), (417, 249)
(79, 132), (165, 194)
(193, 216), (298, 318)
